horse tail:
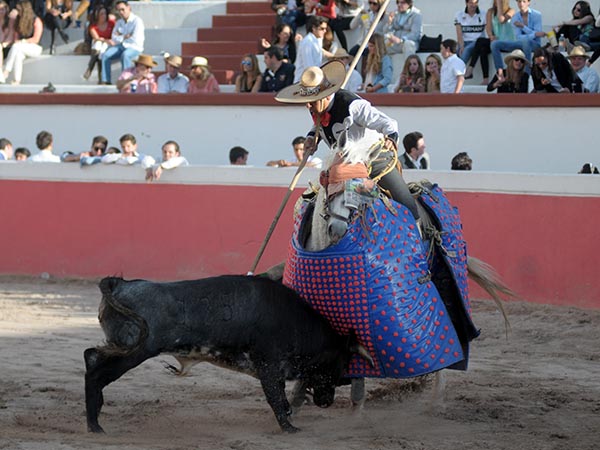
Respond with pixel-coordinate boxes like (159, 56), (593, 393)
(467, 256), (517, 337)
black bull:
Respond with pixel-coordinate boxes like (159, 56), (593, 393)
(84, 275), (373, 433)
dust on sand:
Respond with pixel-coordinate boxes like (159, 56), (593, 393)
(0, 276), (598, 450)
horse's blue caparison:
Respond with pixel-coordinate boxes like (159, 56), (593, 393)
(283, 184), (476, 378)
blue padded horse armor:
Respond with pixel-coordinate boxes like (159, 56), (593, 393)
(284, 183), (477, 378)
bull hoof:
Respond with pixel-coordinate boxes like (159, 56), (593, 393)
(87, 423), (105, 433)
(282, 423), (300, 433)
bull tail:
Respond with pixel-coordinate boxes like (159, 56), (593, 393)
(98, 277), (149, 356)
(467, 257), (517, 338)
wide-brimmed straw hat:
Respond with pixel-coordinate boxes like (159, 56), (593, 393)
(190, 56), (209, 68)
(568, 45), (590, 59)
(164, 53), (183, 68)
(504, 49), (529, 66)
(133, 54), (158, 68)
(332, 48), (351, 60)
(276, 60), (346, 104)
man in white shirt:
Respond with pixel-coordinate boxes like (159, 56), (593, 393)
(100, 0), (145, 85)
(144, 140), (189, 182)
(157, 54), (189, 94)
(30, 131), (60, 163)
(440, 39), (465, 93)
(0, 138), (13, 160)
(294, 16), (329, 83)
(102, 133), (151, 165)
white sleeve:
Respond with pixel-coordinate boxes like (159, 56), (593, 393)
(349, 99), (398, 137)
(160, 156), (189, 170)
(140, 155), (156, 169)
(101, 153), (121, 164)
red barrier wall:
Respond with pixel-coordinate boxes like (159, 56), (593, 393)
(0, 179), (598, 309)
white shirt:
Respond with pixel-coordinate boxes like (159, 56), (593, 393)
(454, 10), (486, 42)
(101, 152), (149, 165)
(157, 72), (189, 94)
(441, 54), (465, 93)
(112, 12), (144, 52)
(294, 32), (323, 83)
(30, 149), (60, 162)
(576, 66), (600, 93)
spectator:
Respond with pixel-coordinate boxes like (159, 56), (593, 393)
(235, 53), (262, 93)
(0, 137), (13, 160)
(83, 4), (115, 82)
(261, 23), (297, 64)
(229, 146), (249, 165)
(270, 0), (305, 34)
(14, 147), (31, 160)
(187, 56), (220, 93)
(294, 15), (329, 83)
(531, 46), (583, 93)
(305, 0), (336, 23)
(116, 53), (157, 94)
(400, 131), (429, 169)
(455, 0), (487, 82)
(144, 140), (189, 182)
(567, 45), (599, 92)
(44, 0), (72, 54)
(61, 135), (107, 165)
(440, 39), (465, 93)
(487, 49), (529, 93)
(394, 53), (424, 93)
(383, 0), (422, 56)
(363, 33), (392, 93)
(483, 0), (515, 83)
(0, 1), (9, 83)
(30, 130), (60, 162)
(102, 133), (149, 165)
(490, 0), (544, 73)
(2, 0), (43, 85)
(349, 0), (387, 63)
(329, 0), (361, 51)
(554, 1), (595, 50)
(331, 47), (362, 93)
(451, 152), (473, 170)
(157, 53), (189, 94)
(266, 136), (323, 168)
(424, 53), (442, 92)
(259, 46), (295, 93)
(322, 24), (339, 60)
(578, 162), (599, 173)
(100, 0), (144, 85)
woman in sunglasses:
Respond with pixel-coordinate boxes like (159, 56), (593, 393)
(235, 54), (262, 93)
(424, 53), (442, 92)
(487, 49), (529, 93)
(531, 46), (583, 93)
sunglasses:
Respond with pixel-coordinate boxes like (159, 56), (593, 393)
(368, 2), (379, 5)
(426, 61), (436, 65)
(513, 59), (525, 64)
(535, 61), (548, 67)
(93, 146), (106, 151)
(241, 60), (252, 66)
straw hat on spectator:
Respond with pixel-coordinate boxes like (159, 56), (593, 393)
(276, 60), (346, 103)
(504, 49), (529, 67)
(190, 56), (209, 68)
(164, 53), (183, 68)
(332, 48), (351, 60)
(133, 54), (158, 68)
(567, 46), (590, 60)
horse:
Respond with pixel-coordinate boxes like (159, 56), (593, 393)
(281, 135), (513, 410)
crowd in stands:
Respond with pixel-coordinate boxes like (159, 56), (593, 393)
(1, 0), (600, 93)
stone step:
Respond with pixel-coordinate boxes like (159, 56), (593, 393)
(226, 1), (273, 15)
(212, 13), (275, 27)
(181, 41), (262, 56)
(197, 26), (273, 42)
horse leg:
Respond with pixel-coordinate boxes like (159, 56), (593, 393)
(350, 378), (365, 410)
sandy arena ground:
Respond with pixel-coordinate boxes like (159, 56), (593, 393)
(0, 275), (598, 450)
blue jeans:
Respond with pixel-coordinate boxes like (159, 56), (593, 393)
(491, 38), (540, 72)
(100, 44), (140, 83)
(459, 41), (476, 65)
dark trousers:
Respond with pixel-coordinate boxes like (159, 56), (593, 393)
(329, 16), (353, 50)
(469, 37), (491, 78)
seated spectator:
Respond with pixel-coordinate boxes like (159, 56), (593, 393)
(259, 46), (295, 93)
(400, 131), (429, 169)
(554, 1), (595, 50)
(451, 151), (473, 170)
(349, 0), (387, 60)
(261, 23), (298, 64)
(229, 146), (249, 165)
(567, 45), (599, 92)
(331, 47), (362, 93)
(44, 0), (72, 54)
(116, 53), (157, 94)
(487, 0), (516, 74)
(531, 46), (583, 93)
(60, 135), (107, 165)
(100, 0), (144, 85)
(144, 140), (189, 182)
(271, 0), (305, 34)
(30, 130), (60, 162)
(394, 54), (424, 93)
(383, 0), (422, 56)
(578, 162), (599, 173)
(0, 137), (13, 160)
(157, 53), (189, 94)
(424, 53), (442, 92)
(329, 0), (361, 51)
(83, 5), (115, 82)
(14, 147), (31, 160)
(235, 53), (262, 93)
(455, 0), (487, 82)
(487, 49), (529, 93)
(363, 33), (392, 93)
(102, 133), (149, 165)
(0, 1), (9, 83)
(266, 136), (323, 168)
(294, 15), (329, 83)
(322, 24), (339, 61)
(440, 39), (466, 93)
(2, 0), (43, 85)
(187, 56), (220, 93)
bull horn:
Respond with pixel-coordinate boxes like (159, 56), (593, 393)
(355, 345), (375, 368)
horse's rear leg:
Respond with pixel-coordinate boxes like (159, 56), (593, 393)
(84, 347), (152, 433)
(350, 378), (365, 410)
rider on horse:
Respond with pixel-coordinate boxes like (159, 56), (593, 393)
(275, 60), (421, 223)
